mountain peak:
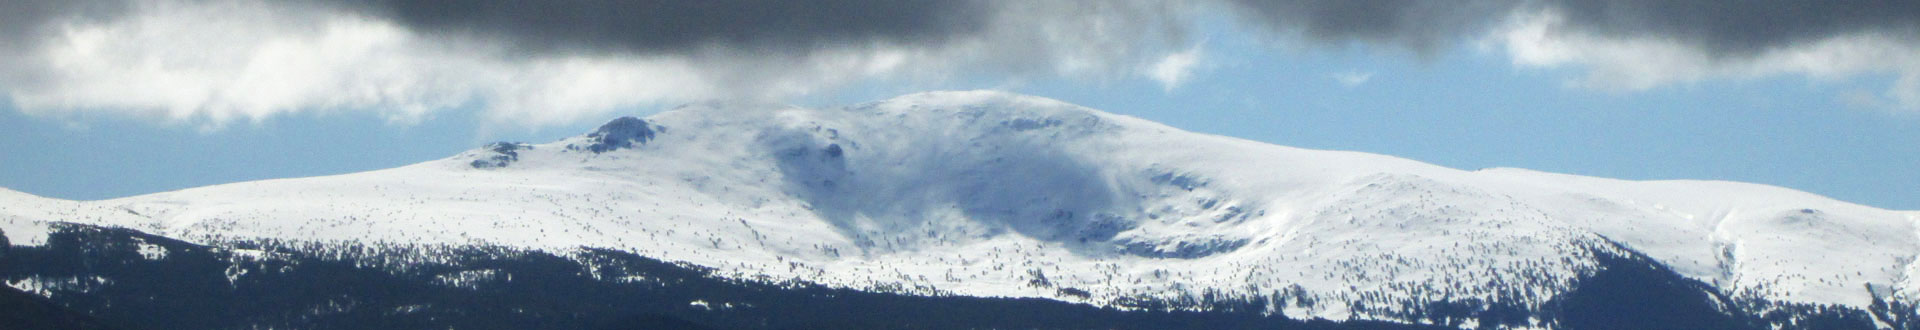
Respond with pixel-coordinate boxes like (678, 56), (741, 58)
(574, 116), (656, 153)
(881, 89), (1058, 104)
(868, 90), (1091, 116)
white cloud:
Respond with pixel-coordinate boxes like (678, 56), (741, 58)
(0, 0), (1197, 130)
(6, 1), (532, 128)
(1497, 9), (1920, 112)
(1147, 46), (1203, 92)
(23, 0), (1910, 130)
(1330, 71), (1373, 88)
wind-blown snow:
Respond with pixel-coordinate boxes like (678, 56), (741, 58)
(1, 91), (1913, 322)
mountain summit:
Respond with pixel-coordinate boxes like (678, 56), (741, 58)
(3, 91), (1916, 328)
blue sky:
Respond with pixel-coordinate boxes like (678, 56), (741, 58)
(1, 1), (1916, 209)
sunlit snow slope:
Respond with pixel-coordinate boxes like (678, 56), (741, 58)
(4, 91), (1915, 323)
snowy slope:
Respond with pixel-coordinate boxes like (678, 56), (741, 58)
(0, 187), (148, 247)
(2, 91), (1914, 323)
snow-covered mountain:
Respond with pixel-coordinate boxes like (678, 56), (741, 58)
(4, 91), (1916, 328)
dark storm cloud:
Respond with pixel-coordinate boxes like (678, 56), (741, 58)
(319, 0), (995, 56)
(11, 0), (1920, 60)
(1225, 0), (1920, 57)
(0, 0), (128, 49)
(1548, 1), (1920, 56)
(1222, 0), (1512, 52)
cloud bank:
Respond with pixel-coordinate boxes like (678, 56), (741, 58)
(2, 0), (1917, 129)
(1226, 0), (1920, 109)
(0, 0), (1195, 128)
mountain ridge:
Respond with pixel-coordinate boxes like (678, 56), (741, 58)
(2, 90), (1915, 327)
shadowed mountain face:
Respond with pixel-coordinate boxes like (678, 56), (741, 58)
(0, 228), (119, 330)
(0, 223), (1458, 330)
(2, 223), (1904, 330)
(0, 285), (119, 330)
